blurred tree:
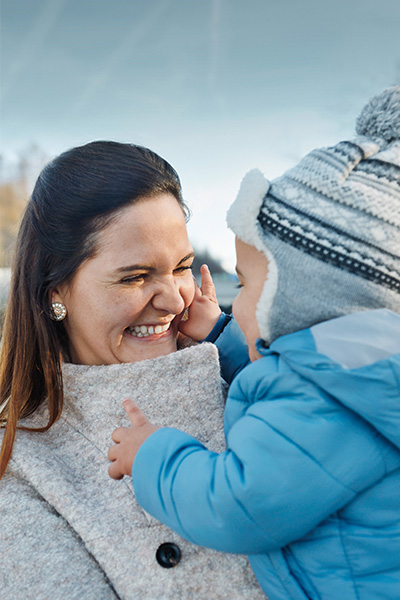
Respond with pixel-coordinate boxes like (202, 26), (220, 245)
(0, 144), (48, 267)
(0, 179), (27, 267)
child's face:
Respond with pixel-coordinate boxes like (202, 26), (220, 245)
(232, 238), (269, 361)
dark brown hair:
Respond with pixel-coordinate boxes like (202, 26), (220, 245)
(0, 141), (188, 478)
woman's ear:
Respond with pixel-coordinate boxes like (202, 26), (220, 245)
(49, 283), (70, 305)
(50, 289), (62, 305)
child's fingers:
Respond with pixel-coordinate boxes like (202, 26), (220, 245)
(107, 444), (124, 479)
(108, 461), (124, 480)
(107, 443), (117, 461)
(200, 264), (217, 300)
(111, 427), (124, 443)
(122, 398), (148, 427)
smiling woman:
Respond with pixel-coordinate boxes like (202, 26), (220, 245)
(53, 194), (195, 365)
(0, 141), (264, 600)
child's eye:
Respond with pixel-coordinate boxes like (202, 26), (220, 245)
(236, 283), (243, 289)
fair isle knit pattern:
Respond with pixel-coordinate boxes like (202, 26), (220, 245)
(258, 138), (400, 293)
(227, 87), (400, 344)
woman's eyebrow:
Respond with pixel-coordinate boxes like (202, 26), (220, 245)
(177, 252), (195, 266)
(114, 264), (155, 274)
(113, 252), (195, 275)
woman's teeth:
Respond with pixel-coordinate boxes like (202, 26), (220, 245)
(127, 323), (171, 338)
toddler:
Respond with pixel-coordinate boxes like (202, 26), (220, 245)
(108, 87), (400, 600)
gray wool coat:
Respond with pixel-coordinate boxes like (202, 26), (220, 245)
(0, 343), (265, 600)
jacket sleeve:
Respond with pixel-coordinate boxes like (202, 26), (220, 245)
(132, 358), (397, 555)
(203, 314), (250, 383)
(0, 470), (117, 600)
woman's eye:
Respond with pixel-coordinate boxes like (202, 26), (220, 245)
(236, 283), (243, 289)
(120, 274), (146, 284)
(174, 265), (192, 274)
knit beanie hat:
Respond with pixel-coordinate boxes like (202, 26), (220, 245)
(227, 86), (400, 345)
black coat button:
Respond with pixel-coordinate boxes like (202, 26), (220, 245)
(156, 542), (181, 568)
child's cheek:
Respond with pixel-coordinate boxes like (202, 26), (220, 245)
(232, 294), (245, 334)
(233, 292), (260, 360)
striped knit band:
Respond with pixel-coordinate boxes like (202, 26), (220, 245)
(258, 139), (400, 294)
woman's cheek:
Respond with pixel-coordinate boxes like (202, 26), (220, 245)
(184, 275), (196, 307)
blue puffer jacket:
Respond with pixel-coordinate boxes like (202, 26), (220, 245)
(132, 309), (400, 599)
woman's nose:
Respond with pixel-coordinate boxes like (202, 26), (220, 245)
(151, 277), (187, 314)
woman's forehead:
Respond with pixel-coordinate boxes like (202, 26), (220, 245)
(87, 195), (192, 269)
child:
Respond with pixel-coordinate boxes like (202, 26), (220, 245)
(108, 87), (400, 599)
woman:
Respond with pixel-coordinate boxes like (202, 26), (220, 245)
(0, 142), (264, 599)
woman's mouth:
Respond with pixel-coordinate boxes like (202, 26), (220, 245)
(126, 322), (171, 338)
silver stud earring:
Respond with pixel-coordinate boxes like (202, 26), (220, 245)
(50, 302), (67, 321)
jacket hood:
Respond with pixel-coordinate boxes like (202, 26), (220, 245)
(266, 309), (400, 450)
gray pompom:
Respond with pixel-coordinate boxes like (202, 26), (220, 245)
(355, 86), (400, 142)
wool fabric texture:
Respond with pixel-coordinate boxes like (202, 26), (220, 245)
(227, 86), (400, 344)
(0, 344), (265, 600)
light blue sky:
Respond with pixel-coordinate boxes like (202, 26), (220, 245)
(1, 0), (400, 269)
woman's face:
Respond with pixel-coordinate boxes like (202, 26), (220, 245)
(52, 194), (195, 365)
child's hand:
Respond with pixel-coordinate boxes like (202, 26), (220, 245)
(108, 399), (160, 480)
(179, 264), (221, 340)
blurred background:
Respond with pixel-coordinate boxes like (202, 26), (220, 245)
(1, 0), (400, 311)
